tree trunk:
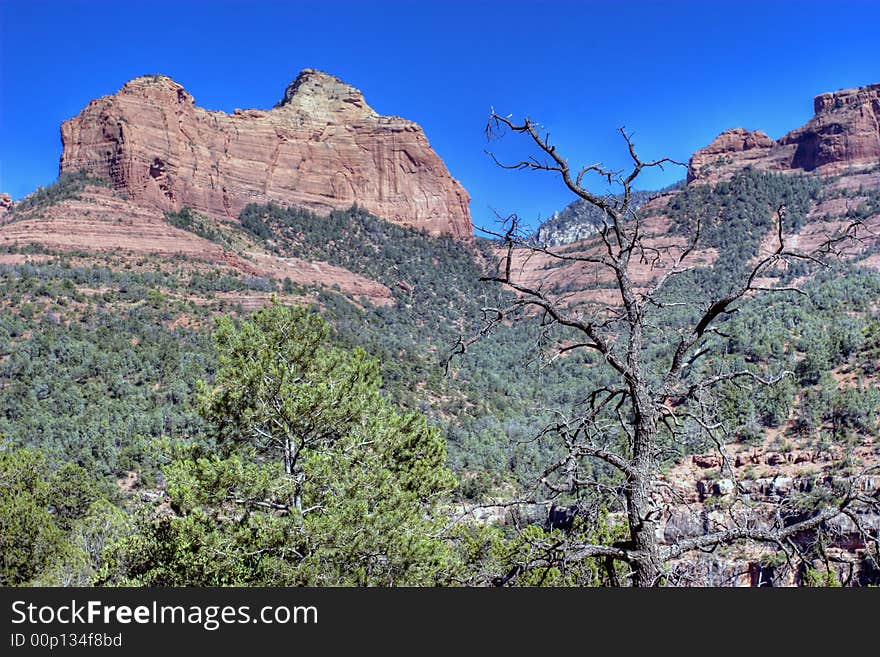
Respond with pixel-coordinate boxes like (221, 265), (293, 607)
(283, 437), (293, 476)
(283, 437), (303, 513)
(627, 397), (662, 587)
(628, 481), (662, 587)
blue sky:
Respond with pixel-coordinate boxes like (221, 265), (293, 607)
(1, 0), (878, 233)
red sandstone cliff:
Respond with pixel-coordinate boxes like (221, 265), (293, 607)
(688, 83), (880, 183)
(59, 70), (472, 238)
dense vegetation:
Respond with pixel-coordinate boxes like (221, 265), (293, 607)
(103, 305), (455, 585)
(3, 170), (109, 219)
(0, 262), (215, 476)
(2, 168), (879, 585)
(164, 207), (235, 248)
(0, 448), (127, 585)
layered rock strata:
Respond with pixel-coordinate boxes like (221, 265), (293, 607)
(60, 70), (472, 238)
(688, 83), (880, 183)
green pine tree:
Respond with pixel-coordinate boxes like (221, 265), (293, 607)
(106, 303), (456, 585)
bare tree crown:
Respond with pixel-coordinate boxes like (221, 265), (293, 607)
(449, 111), (878, 586)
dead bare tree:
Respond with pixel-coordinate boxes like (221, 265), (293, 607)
(449, 112), (879, 586)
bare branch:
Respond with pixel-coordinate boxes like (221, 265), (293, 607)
(473, 109), (867, 586)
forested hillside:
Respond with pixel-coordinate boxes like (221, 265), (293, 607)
(2, 165), (880, 585)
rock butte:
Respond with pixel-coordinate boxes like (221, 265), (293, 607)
(688, 83), (880, 183)
(59, 69), (472, 238)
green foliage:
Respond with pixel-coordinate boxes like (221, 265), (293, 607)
(0, 448), (113, 585)
(803, 566), (843, 587)
(831, 384), (879, 435)
(668, 168), (822, 287)
(165, 207), (233, 247)
(200, 304), (377, 478)
(238, 202), (501, 337)
(106, 304), (456, 586)
(7, 171), (109, 217)
(453, 509), (627, 586)
(723, 266), (880, 444)
(237, 202), (589, 485)
(240, 209), (273, 239)
(3, 165), (880, 587)
(31, 499), (132, 586)
(47, 463), (100, 531)
(0, 282), (212, 476)
(0, 449), (64, 585)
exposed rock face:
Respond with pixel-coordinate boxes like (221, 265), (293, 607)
(687, 128), (776, 182)
(59, 70), (472, 238)
(534, 190), (657, 246)
(0, 193), (13, 217)
(688, 83), (880, 183)
(780, 84), (880, 172)
(698, 127), (776, 155)
(656, 433), (880, 586)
